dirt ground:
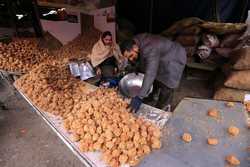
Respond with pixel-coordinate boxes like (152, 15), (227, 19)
(0, 74), (213, 167)
(0, 80), (83, 167)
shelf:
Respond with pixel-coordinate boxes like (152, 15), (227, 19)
(37, 1), (97, 14)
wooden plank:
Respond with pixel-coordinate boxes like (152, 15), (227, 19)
(186, 56), (218, 71)
(37, 1), (95, 14)
(186, 61), (217, 71)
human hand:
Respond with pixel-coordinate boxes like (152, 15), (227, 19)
(96, 67), (102, 76)
(129, 96), (142, 113)
(114, 67), (118, 74)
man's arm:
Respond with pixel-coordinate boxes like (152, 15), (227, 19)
(138, 50), (159, 98)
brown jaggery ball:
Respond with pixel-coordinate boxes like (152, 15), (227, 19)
(207, 108), (219, 119)
(75, 128), (85, 135)
(127, 131), (134, 139)
(225, 154), (240, 166)
(113, 128), (121, 137)
(126, 141), (134, 149)
(152, 128), (161, 138)
(129, 157), (141, 166)
(83, 133), (92, 140)
(136, 148), (144, 157)
(151, 137), (161, 149)
(92, 133), (99, 141)
(93, 142), (102, 150)
(111, 149), (121, 157)
(63, 121), (70, 131)
(182, 133), (192, 143)
(79, 140), (89, 152)
(142, 145), (151, 154)
(228, 126), (240, 136)
(71, 133), (81, 142)
(127, 148), (137, 157)
(119, 154), (128, 164)
(207, 138), (219, 145)
(105, 141), (115, 149)
(118, 142), (126, 150)
(109, 158), (120, 167)
(102, 150), (112, 164)
(133, 132), (140, 142)
(141, 130), (148, 138)
(139, 137), (147, 145)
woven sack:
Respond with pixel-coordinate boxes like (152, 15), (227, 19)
(224, 70), (250, 90)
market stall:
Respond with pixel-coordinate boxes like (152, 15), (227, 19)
(12, 70), (249, 167)
(9, 62), (171, 167)
(1, 23), (250, 167)
(14, 80), (171, 167)
(0, 1), (249, 166)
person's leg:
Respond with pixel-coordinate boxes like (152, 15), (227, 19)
(143, 80), (161, 105)
(100, 65), (116, 79)
(100, 56), (117, 79)
(155, 82), (174, 111)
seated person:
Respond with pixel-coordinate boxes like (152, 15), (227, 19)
(89, 31), (124, 79)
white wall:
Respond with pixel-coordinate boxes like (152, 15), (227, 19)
(41, 20), (81, 45)
(41, 6), (116, 45)
(91, 6), (116, 41)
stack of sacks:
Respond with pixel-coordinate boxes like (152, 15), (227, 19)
(175, 27), (200, 58)
(174, 26), (200, 47)
(214, 47), (250, 102)
(162, 17), (202, 57)
(162, 18), (247, 60)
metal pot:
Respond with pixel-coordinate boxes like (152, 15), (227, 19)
(119, 73), (153, 98)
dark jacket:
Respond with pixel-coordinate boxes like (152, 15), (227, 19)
(134, 33), (187, 98)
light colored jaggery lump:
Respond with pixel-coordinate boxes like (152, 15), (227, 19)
(228, 126), (240, 136)
(207, 138), (219, 145)
(225, 154), (240, 166)
(182, 133), (192, 143)
(207, 108), (219, 119)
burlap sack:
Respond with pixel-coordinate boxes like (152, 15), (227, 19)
(224, 70), (250, 90)
(213, 87), (249, 102)
(231, 48), (250, 70)
(200, 22), (247, 35)
(161, 17), (204, 37)
(175, 35), (199, 46)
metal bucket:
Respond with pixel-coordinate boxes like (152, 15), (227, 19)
(79, 62), (95, 81)
(69, 62), (80, 77)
